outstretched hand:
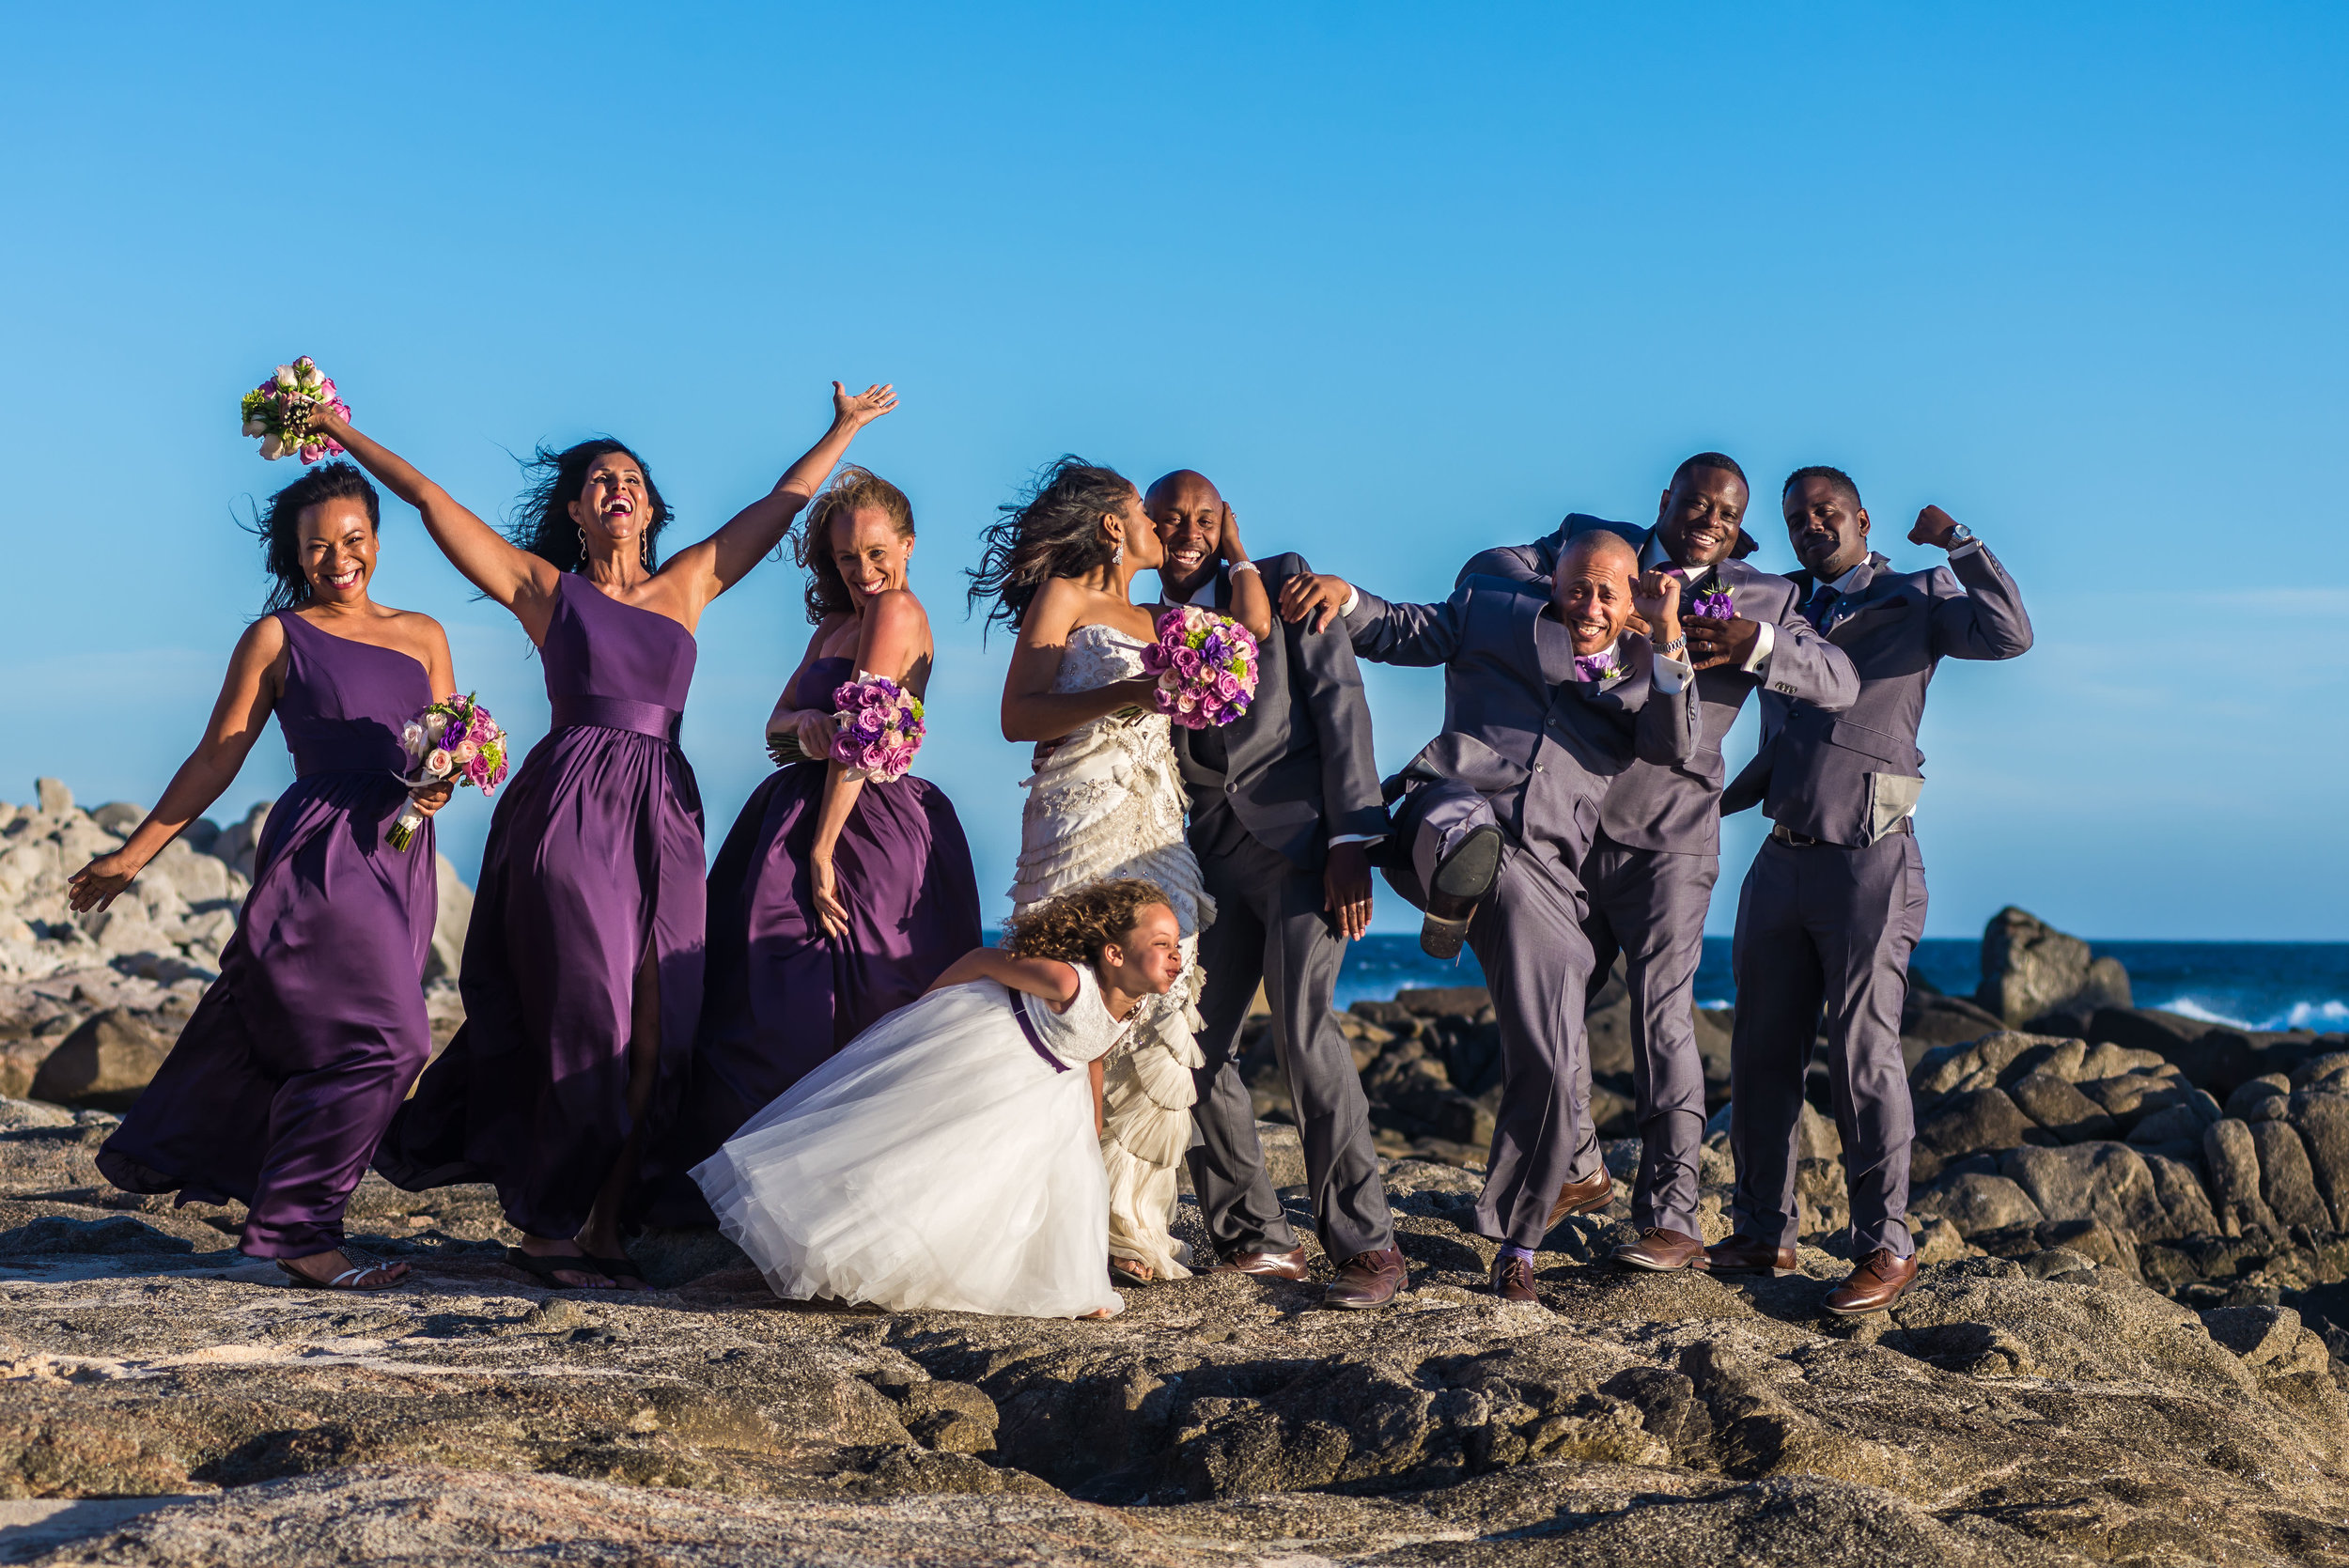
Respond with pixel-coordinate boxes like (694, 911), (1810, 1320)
(67, 853), (139, 913)
(832, 381), (899, 430)
(1909, 505), (1961, 549)
(1279, 571), (1354, 633)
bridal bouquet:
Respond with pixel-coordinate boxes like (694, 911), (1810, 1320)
(1143, 605), (1258, 729)
(388, 694), (510, 851)
(239, 357), (350, 463)
(807, 673), (925, 782)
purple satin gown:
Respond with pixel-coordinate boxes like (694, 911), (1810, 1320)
(98, 613), (437, 1259)
(641, 655), (981, 1225)
(375, 574), (705, 1237)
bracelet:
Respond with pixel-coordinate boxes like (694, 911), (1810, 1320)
(1225, 560), (1259, 577)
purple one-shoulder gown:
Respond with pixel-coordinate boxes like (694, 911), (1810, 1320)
(640, 655), (981, 1224)
(98, 613), (437, 1259)
(375, 574), (704, 1238)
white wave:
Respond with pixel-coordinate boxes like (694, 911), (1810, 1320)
(2147, 994), (2349, 1032)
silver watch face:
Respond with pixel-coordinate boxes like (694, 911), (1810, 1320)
(1947, 525), (1974, 545)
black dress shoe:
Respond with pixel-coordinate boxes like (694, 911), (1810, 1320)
(1421, 823), (1503, 958)
(1214, 1246), (1310, 1281)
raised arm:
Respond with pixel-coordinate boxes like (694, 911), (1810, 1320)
(803, 591), (934, 938)
(999, 580), (1159, 743)
(1628, 573), (1702, 767)
(311, 409), (564, 631)
(659, 383), (897, 616)
(1215, 510), (1273, 643)
(1339, 583), (1474, 667)
(67, 618), (287, 911)
(1911, 509), (2032, 661)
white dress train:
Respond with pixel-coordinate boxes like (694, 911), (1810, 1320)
(1007, 622), (1211, 1282)
(693, 967), (1130, 1319)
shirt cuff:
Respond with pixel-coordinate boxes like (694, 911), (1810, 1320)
(1339, 585), (1361, 618)
(1651, 653), (1692, 694)
(1740, 617), (1776, 674)
(1945, 537), (1984, 560)
(1329, 832), (1383, 848)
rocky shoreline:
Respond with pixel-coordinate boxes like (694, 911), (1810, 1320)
(3, 781), (2349, 1562)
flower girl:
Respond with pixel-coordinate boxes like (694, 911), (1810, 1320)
(694, 879), (1183, 1319)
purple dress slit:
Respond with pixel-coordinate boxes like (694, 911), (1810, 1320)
(641, 654), (981, 1224)
(374, 574), (705, 1237)
(98, 612), (437, 1259)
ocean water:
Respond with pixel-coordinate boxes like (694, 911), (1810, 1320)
(1333, 935), (2349, 1034)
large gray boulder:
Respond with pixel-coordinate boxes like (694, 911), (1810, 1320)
(1975, 906), (2132, 1028)
(26, 1007), (169, 1110)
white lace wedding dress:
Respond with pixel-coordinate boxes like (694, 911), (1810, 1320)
(1007, 622), (1211, 1282)
(693, 965), (1131, 1319)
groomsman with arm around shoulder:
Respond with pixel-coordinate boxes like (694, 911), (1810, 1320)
(1283, 534), (1702, 1303)
(1446, 455), (1862, 1271)
(1710, 468), (2031, 1313)
(1146, 471), (1407, 1310)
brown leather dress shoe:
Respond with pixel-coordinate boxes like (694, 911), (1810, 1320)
(1323, 1246), (1406, 1310)
(1546, 1166), (1615, 1227)
(1214, 1246), (1310, 1282)
(1704, 1234), (1798, 1276)
(1611, 1227), (1709, 1272)
(1489, 1253), (1540, 1303)
(1823, 1248), (1918, 1315)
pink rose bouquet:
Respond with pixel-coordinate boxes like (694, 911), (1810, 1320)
(389, 694), (510, 851)
(1142, 605), (1258, 729)
(828, 673), (926, 782)
(240, 356), (350, 463)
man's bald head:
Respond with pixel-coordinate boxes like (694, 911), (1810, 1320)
(1553, 530), (1641, 654)
(1143, 469), (1231, 598)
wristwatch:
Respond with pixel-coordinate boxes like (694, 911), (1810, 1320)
(1943, 523), (1976, 550)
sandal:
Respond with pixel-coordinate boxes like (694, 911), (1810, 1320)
(1110, 1258), (1154, 1288)
(582, 1253), (646, 1283)
(504, 1247), (617, 1289)
(277, 1255), (405, 1292)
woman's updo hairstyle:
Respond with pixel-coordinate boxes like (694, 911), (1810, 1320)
(508, 438), (674, 573)
(965, 456), (1136, 633)
(796, 466), (915, 625)
(1001, 878), (1171, 966)
(247, 460), (381, 614)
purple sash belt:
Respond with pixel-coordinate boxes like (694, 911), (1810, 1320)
(550, 695), (683, 744)
(1009, 990), (1070, 1074)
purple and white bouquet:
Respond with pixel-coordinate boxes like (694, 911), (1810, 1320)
(1141, 605), (1259, 730)
(388, 694), (510, 851)
(826, 673), (926, 782)
(240, 356), (350, 463)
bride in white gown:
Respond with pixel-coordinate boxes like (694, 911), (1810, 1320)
(972, 458), (1272, 1284)
(693, 881), (1186, 1319)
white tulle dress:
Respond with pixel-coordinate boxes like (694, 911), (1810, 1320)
(693, 964), (1132, 1320)
(1006, 622), (1213, 1283)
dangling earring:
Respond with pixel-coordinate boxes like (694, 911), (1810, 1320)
(1112, 542), (1125, 566)
(576, 526), (589, 563)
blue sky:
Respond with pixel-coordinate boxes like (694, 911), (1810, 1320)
(2, 5), (2341, 939)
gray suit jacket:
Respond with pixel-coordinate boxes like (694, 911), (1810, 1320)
(1721, 546), (2032, 847)
(1460, 516), (1859, 854)
(1342, 577), (1702, 876)
(1172, 553), (1389, 871)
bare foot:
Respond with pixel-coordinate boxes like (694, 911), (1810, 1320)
(278, 1249), (410, 1290)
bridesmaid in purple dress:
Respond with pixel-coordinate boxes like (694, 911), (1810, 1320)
(319, 384), (895, 1289)
(643, 468), (981, 1224)
(70, 463), (455, 1291)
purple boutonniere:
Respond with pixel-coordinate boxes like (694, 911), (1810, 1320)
(1574, 652), (1627, 684)
(1688, 587), (1735, 620)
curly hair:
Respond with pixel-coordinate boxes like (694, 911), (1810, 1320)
(796, 466), (914, 625)
(965, 456), (1136, 633)
(244, 460), (381, 614)
(507, 438), (674, 572)
(1001, 878), (1172, 965)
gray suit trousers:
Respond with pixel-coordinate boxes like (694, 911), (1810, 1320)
(1580, 832), (1715, 1238)
(1394, 781), (1600, 1248)
(1188, 827), (1394, 1265)
(1728, 831), (1926, 1257)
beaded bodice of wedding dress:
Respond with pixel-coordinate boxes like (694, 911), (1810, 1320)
(1008, 621), (1212, 1281)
